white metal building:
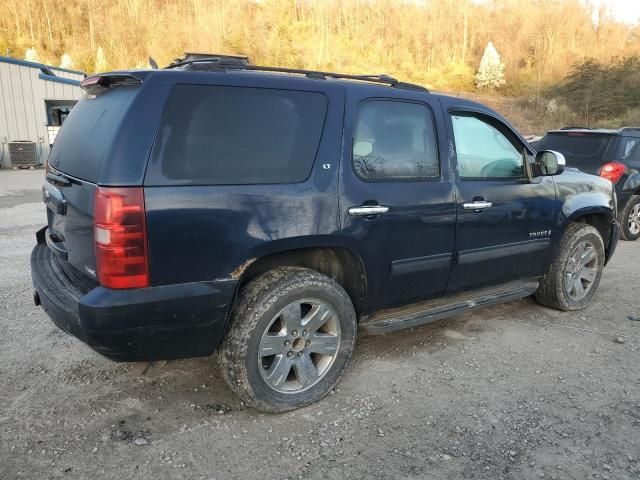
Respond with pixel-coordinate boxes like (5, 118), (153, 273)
(0, 56), (85, 167)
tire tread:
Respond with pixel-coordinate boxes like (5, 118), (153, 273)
(535, 222), (604, 311)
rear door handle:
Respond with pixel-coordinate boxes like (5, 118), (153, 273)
(348, 205), (389, 217)
(463, 201), (493, 210)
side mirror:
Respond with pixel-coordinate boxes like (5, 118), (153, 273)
(535, 150), (565, 176)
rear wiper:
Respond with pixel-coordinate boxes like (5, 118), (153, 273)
(46, 171), (72, 186)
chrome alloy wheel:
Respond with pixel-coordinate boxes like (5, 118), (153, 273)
(628, 203), (640, 236)
(564, 240), (599, 301)
(258, 299), (341, 393)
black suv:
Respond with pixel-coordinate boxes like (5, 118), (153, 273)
(536, 128), (640, 241)
(32, 59), (619, 412)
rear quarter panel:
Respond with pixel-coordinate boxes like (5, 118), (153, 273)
(144, 182), (342, 285)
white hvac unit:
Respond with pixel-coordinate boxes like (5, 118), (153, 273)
(8, 141), (38, 167)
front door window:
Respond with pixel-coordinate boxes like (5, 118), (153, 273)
(451, 114), (524, 179)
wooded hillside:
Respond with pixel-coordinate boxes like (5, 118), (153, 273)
(1, 0), (638, 89)
(2, 0), (640, 132)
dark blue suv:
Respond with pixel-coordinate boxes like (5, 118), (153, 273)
(31, 58), (619, 412)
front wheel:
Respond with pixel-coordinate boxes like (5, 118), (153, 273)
(535, 223), (605, 311)
(218, 267), (357, 413)
(620, 195), (640, 241)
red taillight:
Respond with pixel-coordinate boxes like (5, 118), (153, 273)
(598, 161), (627, 184)
(94, 187), (149, 289)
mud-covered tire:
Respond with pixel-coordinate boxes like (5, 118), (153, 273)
(217, 267), (357, 413)
(534, 223), (605, 311)
(620, 195), (640, 241)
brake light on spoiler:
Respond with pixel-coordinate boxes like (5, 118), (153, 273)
(94, 187), (149, 289)
(81, 74), (142, 95)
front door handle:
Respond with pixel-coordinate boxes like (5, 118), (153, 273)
(348, 205), (389, 217)
(463, 201), (493, 210)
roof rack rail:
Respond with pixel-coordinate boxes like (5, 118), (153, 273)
(167, 53), (251, 69)
(164, 56), (428, 92)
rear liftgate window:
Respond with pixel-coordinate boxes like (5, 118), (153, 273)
(146, 85), (328, 185)
(48, 86), (140, 183)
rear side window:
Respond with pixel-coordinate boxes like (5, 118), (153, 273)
(619, 137), (639, 157)
(146, 85), (328, 185)
(352, 100), (439, 181)
(617, 136), (640, 166)
(48, 87), (139, 182)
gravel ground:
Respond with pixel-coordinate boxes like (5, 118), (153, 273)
(1, 169), (639, 480)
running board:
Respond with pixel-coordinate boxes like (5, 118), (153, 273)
(359, 280), (540, 335)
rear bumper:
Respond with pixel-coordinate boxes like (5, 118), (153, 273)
(31, 240), (237, 362)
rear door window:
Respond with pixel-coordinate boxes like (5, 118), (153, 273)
(352, 100), (439, 181)
(146, 85), (328, 185)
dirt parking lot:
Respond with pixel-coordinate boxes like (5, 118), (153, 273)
(1, 169), (639, 480)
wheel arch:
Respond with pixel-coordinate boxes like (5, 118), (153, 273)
(567, 208), (615, 253)
(237, 245), (368, 316)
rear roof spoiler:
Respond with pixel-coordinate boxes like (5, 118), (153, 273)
(81, 73), (142, 95)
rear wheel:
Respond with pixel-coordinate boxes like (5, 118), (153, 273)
(218, 267), (356, 412)
(535, 223), (605, 311)
(620, 195), (640, 241)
